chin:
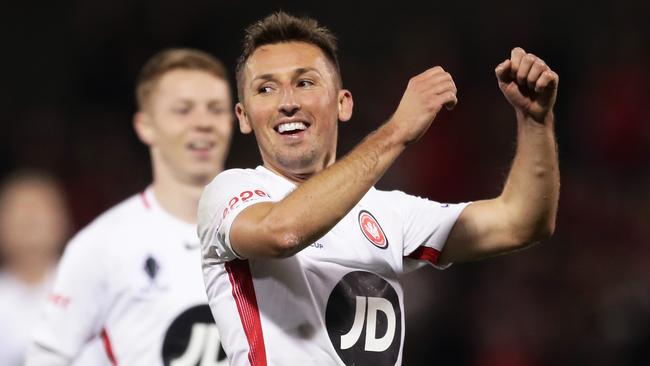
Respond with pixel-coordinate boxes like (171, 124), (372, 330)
(187, 167), (221, 185)
(276, 153), (320, 173)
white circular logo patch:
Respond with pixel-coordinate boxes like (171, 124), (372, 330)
(358, 210), (388, 249)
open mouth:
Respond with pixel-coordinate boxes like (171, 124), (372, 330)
(187, 141), (215, 151)
(274, 121), (310, 135)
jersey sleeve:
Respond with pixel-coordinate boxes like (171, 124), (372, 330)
(197, 169), (274, 264)
(26, 234), (109, 364)
(396, 191), (470, 271)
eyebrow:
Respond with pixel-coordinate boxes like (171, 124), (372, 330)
(173, 98), (228, 105)
(250, 67), (321, 84)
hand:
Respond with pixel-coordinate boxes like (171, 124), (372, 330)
(496, 47), (559, 123)
(390, 66), (457, 144)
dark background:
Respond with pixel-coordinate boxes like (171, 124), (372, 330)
(1, 1), (648, 364)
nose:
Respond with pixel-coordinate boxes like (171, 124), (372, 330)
(193, 109), (215, 132)
(278, 87), (300, 116)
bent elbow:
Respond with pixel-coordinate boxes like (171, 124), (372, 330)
(260, 216), (305, 258)
(534, 220), (556, 243)
(514, 219), (556, 248)
(269, 231), (303, 258)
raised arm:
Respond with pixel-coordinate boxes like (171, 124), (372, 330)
(231, 67), (458, 258)
(439, 47), (560, 265)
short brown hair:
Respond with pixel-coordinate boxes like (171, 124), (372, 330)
(136, 48), (228, 110)
(236, 12), (341, 101)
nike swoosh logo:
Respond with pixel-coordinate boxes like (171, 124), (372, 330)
(184, 242), (200, 250)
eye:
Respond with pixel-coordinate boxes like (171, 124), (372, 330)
(173, 107), (191, 115)
(209, 106), (227, 115)
(297, 79), (315, 88)
(257, 85), (274, 94)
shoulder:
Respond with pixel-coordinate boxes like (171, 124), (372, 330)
(371, 188), (443, 206)
(205, 168), (265, 189)
(367, 188), (418, 207)
(200, 168), (270, 206)
(65, 193), (148, 254)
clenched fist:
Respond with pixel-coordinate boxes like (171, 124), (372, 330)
(390, 66), (457, 144)
(496, 47), (559, 123)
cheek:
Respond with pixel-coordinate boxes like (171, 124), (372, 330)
(213, 117), (233, 138)
(247, 107), (274, 132)
(154, 117), (187, 143)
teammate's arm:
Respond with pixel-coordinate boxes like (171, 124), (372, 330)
(439, 47), (560, 265)
(231, 67), (458, 258)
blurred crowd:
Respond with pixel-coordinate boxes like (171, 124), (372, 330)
(1, 0), (648, 365)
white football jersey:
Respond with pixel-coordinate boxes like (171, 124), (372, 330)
(28, 188), (227, 366)
(0, 271), (54, 366)
(198, 166), (468, 366)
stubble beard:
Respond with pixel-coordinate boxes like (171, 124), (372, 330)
(274, 144), (320, 174)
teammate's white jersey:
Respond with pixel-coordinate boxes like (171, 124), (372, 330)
(0, 270), (54, 366)
(28, 188), (227, 366)
(198, 166), (468, 366)
(1, 270), (106, 366)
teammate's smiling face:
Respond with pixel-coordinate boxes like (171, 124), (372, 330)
(236, 42), (353, 180)
(135, 69), (233, 186)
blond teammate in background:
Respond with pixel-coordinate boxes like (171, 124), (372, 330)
(27, 49), (233, 365)
(198, 12), (559, 365)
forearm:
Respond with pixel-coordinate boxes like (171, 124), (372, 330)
(233, 121), (406, 257)
(500, 111), (559, 242)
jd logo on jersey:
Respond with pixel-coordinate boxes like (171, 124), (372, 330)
(325, 271), (401, 366)
(358, 210), (388, 249)
(162, 305), (227, 366)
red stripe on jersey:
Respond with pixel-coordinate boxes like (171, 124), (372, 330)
(225, 259), (267, 366)
(406, 246), (441, 265)
(100, 328), (118, 365)
(140, 191), (151, 210)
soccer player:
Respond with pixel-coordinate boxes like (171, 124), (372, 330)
(198, 12), (559, 366)
(27, 49), (233, 365)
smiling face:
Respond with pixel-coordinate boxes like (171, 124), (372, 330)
(236, 42), (353, 180)
(135, 69), (233, 186)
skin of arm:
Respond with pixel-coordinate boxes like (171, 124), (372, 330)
(231, 67), (458, 258)
(439, 47), (560, 265)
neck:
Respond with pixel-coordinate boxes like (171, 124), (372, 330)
(263, 150), (336, 185)
(6, 257), (55, 286)
(151, 156), (220, 223)
(263, 164), (312, 184)
(151, 177), (206, 224)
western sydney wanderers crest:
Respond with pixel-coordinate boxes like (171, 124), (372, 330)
(358, 210), (388, 249)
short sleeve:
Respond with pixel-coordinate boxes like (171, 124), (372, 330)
(395, 191), (470, 271)
(27, 235), (109, 363)
(197, 169), (274, 264)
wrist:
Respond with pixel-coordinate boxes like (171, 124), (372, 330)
(376, 119), (409, 150)
(516, 109), (554, 128)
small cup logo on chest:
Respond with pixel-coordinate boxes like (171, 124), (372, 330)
(358, 210), (388, 249)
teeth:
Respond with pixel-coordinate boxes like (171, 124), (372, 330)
(277, 122), (307, 133)
(190, 141), (211, 149)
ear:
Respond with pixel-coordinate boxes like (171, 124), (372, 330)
(337, 89), (353, 122)
(235, 102), (253, 134)
(133, 111), (155, 146)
